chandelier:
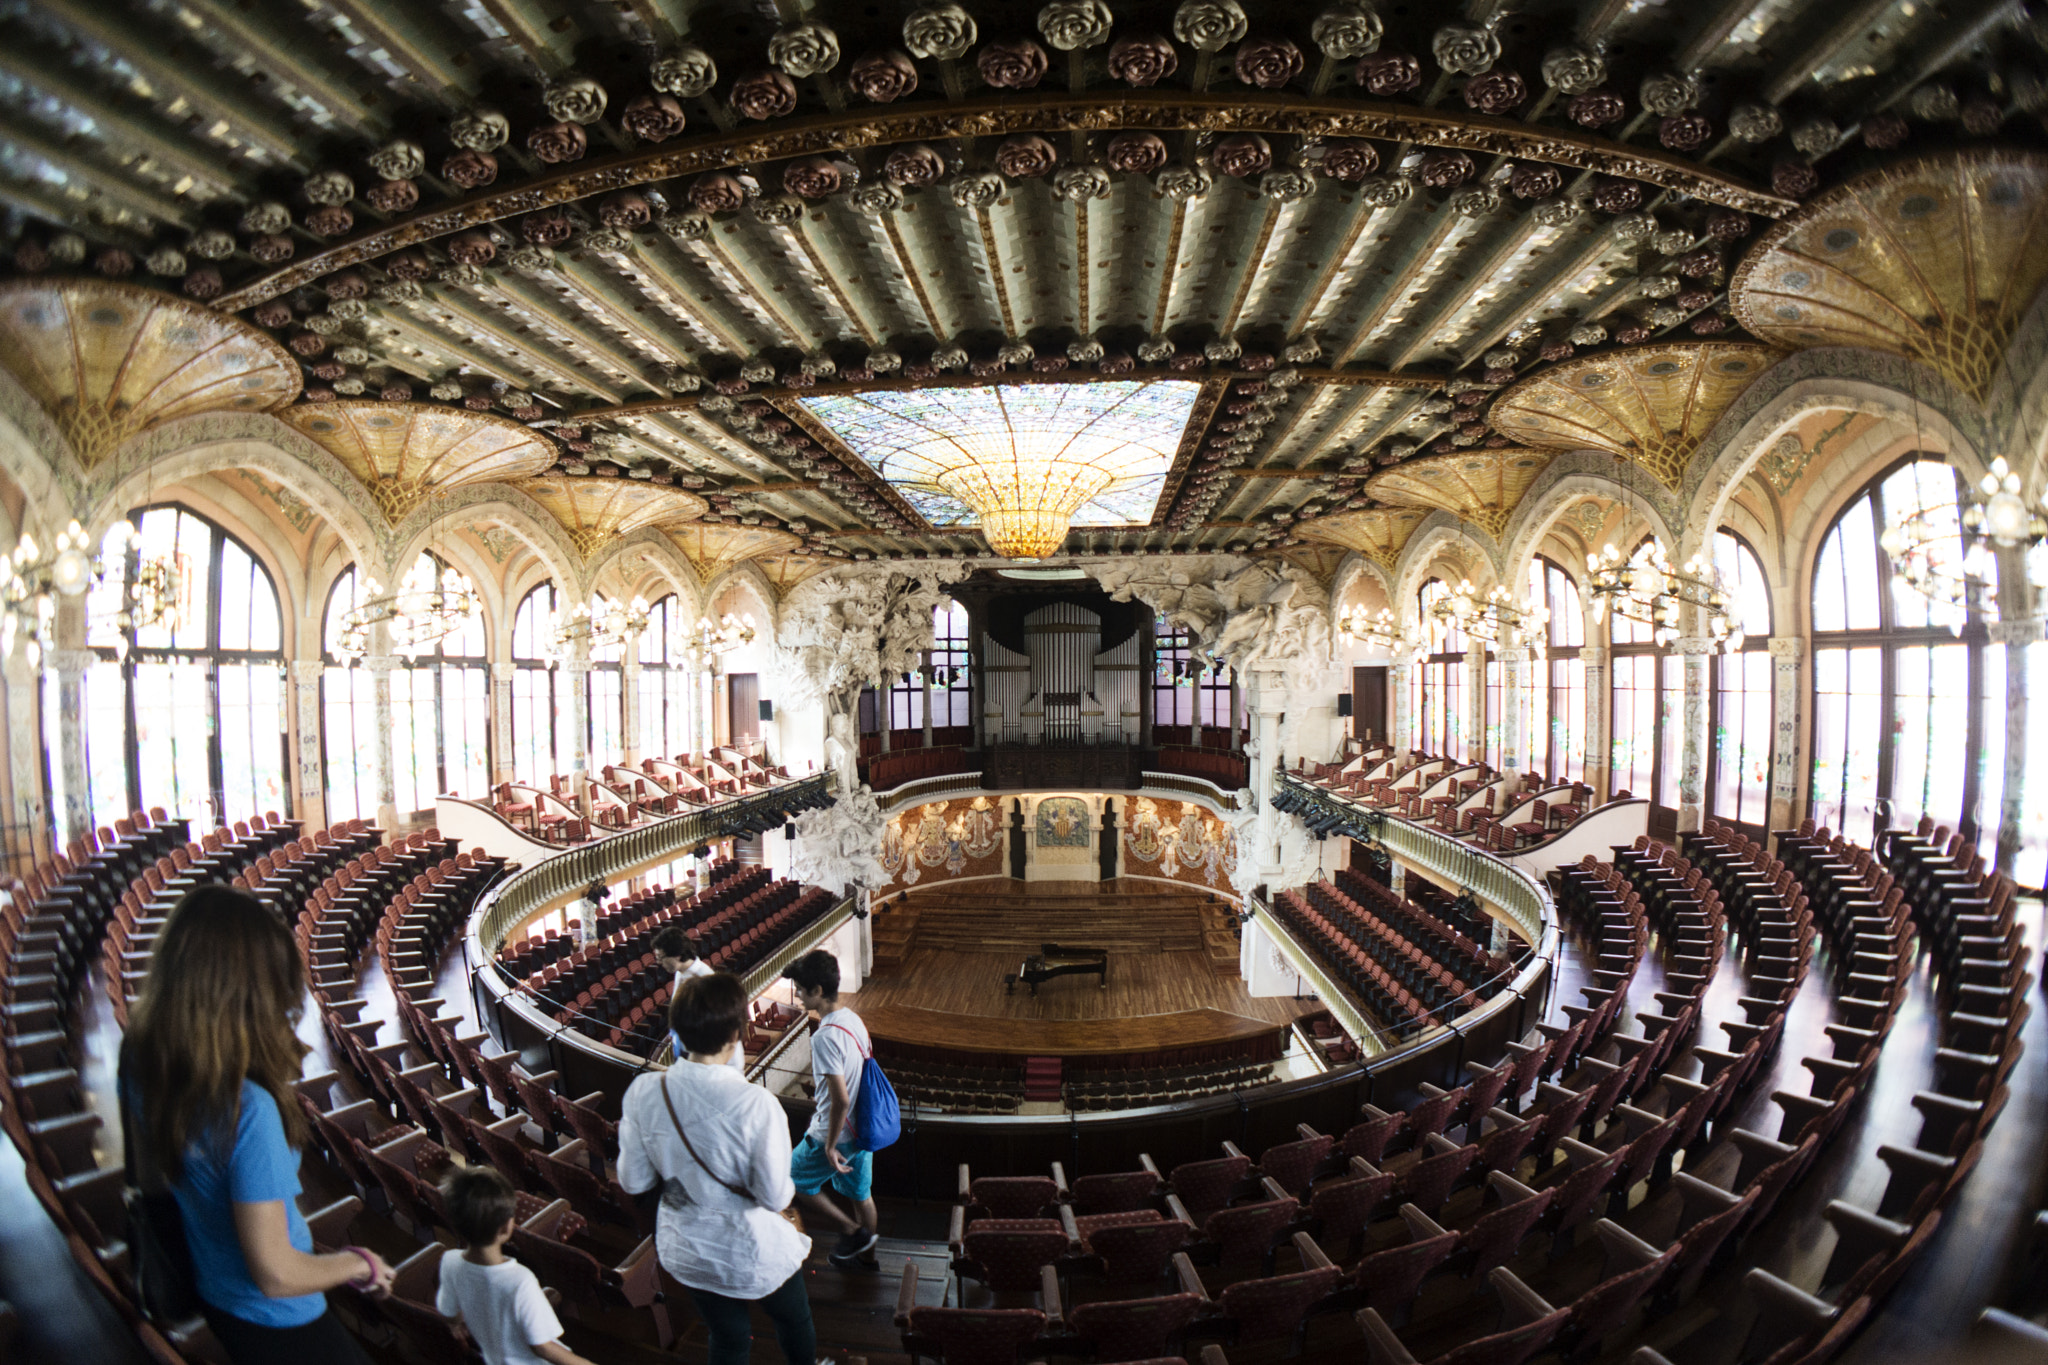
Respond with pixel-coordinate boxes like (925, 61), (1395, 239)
(1336, 604), (1408, 652)
(336, 556), (481, 661)
(693, 612), (757, 656)
(1587, 541), (1740, 651)
(1880, 457), (2045, 630)
(1428, 580), (1548, 647)
(0, 519), (182, 668)
(548, 593), (649, 660)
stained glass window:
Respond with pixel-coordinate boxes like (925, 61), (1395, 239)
(1810, 457), (2000, 856)
(801, 382), (1202, 535)
(638, 595), (692, 760)
(1709, 531), (1773, 831)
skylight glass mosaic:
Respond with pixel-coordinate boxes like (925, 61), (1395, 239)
(800, 381), (1202, 545)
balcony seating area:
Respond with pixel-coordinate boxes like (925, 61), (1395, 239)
(485, 749), (796, 842)
(1295, 754), (1607, 852)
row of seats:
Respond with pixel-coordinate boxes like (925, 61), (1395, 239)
(490, 748), (788, 840)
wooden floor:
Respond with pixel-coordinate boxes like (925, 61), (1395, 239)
(848, 947), (1313, 1027)
(857, 1002), (1289, 1056)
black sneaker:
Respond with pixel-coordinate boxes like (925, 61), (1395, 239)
(828, 1228), (879, 1268)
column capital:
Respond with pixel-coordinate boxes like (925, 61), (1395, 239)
(491, 660), (519, 682)
(561, 658), (592, 677)
(1494, 645), (1529, 663)
(1674, 636), (1720, 656)
(46, 648), (95, 676)
(289, 658), (326, 682)
(361, 653), (398, 673)
(1578, 646), (1608, 666)
(1767, 635), (1807, 660)
(1988, 618), (2045, 646)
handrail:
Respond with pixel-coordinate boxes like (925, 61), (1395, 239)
(469, 772), (832, 956)
(1277, 771), (1551, 948)
(868, 769), (1243, 814)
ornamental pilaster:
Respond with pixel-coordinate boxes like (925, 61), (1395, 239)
(1674, 637), (1717, 833)
(1579, 646), (1608, 799)
(46, 649), (92, 845)
(1766, 636), (1805, 831)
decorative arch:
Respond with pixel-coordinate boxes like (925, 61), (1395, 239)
(386, 483), (586, 602)
(0, 363), (83, 534)
(703, 561), (782, 638)
(1390, 517), (1499, 630)
(1498, 453), (1685, 592)
(1678, 358), (1991, 562)
(1328, 553), (1395, 621)
(85, 414), (383, 577)
(585, 527), (706, 618)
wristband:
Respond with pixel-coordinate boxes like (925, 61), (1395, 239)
(344, 1246), (378, 1288)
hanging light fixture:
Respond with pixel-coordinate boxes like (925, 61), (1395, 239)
(0, 519), (181, 668)
(1587, 539), (1739, 650)
(1428, 579), (1549, 646)
(1880, 456), (2045, 631)
(336, 554), (481, 661)
(695, 612), (757, 655)
(1336, 603), (1408, 651)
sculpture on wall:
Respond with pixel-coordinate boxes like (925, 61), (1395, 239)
(788, 786), (891, 896)
(1086, 555), (1332, 676)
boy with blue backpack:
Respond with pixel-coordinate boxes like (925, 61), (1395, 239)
(782, 949), (894, 1269)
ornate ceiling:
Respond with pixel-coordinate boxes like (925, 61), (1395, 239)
(0, 0), (2043, 580)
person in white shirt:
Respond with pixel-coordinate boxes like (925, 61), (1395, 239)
(782, 949), (879, 1269)
(435, 1166), (598, 1365)
(618, 973), (816, 1365)
(653, 927), (745, 1073)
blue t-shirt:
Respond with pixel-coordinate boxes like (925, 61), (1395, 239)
(169, 1080), (325, 1328)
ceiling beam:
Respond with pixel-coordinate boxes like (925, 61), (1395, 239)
(215, 88), (1796, 310)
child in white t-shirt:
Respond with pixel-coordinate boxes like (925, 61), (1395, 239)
(437, 1166), (598, 1365)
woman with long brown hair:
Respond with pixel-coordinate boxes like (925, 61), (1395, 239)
(124, 885), (393, 1364)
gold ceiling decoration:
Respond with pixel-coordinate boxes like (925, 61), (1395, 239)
(668, 521), (804, 579)
(1363, 448), (1557, 541)
(1486, 343), (1782, 489)
(516, 475), (709, 559)
(1269, 543), (1351, 581)
(1731, 149), (2048, 403)
(1292, 507), (1429, 570)
(278, 402), (557, 525)
(0, 280), (299, 468)
(752, 553), (833, 593)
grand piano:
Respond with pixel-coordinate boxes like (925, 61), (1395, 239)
(1005, 944), (1109, 995)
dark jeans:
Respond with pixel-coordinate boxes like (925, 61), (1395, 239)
(200, 1305), (372, 1365)
(684, 1267), (817, 1365)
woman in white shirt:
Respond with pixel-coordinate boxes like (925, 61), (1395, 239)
(617, 973), (816, 1365)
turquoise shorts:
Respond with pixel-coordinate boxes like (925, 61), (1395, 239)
(790, 1134), (872, 1203)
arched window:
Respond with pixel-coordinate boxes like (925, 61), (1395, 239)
(1708, 530), (1774, 831)
(1416, 579), (1466, 758)
(1608, 540), (1683, 815)
(78, 505), (287, 829)
(930, 600), (974, 737)
(510, 582), (562, 784)
(586, 602), (624, 766)
(322, 568), (376, 821)
(1525, 556), (1585, 782)
(637, 595), (692, 760)
(1811, 457), (2002, 856)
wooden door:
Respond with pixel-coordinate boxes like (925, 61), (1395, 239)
(1353, 666), (1389, 744)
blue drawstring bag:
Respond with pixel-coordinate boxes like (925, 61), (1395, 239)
(825, 1023), (901, 1152)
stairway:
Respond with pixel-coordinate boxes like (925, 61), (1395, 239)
(871, 899), (919, 968)
(1022, 1056), (1062, 1102)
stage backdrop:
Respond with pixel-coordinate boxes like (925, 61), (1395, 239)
(1122, 796), (1239, 890)
(877, 797), (1005, 893)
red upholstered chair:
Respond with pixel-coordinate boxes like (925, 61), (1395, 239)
(1064, 1292), (1206, 1362)
(953, 1218), (1071, 1293)
(1177, 1233), (1343, 1348)
(1458, 1174), (1556, 1279)
(1061, 1207), (1193, 1287)
(1557, 1222), (1679, 1359)
(1353, 1268), (1570, 1365)
(895, 1262), (1051, 1365)
(1342, 1205), (1460, 1325)
(1066, 1161), (1164, 1215)
(1509, 802), (1549, 846)
(961, 1167), (1061, 1220)
(1169, 1153), (1252, 1224)
(1244, 1129), (1334, 1198)
(1305, 1160), (1395, 1256)
(1394, 1136), (1479, 1216)
(1341, 1105), (1409, 1167)
(512, 1199), (670, 1347)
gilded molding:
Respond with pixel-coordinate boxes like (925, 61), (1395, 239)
(214, 91), (1793, 309)
(1154, 376), (1230, 526)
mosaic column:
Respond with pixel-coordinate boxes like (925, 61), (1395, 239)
(364, 652), (398, 831)
(4, 649), (48, 871)
(1580, 645), (1608, 801)
(47, 648), (91, 846)
(1989, 620), (2038, 874)
(1767, 636), (1805, 835)
(1676, 637), (1716, 833)
(490, 661), (515, 784)
(1498, 646), (1527, 777)
(1390, 660), (1414, 753)
(621, 636), (640, 766)
(290, 659), (326, 828)
(563, 653), (590, 777)
(1251, 676), (1282, 880)
(1466, 643), (1486, 764)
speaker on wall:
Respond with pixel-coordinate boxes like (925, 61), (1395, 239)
(1337, 693), (1353, 717)
(758, 699), (774, 722)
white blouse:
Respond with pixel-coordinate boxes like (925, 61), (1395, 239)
(618, 1060), (811, 1298)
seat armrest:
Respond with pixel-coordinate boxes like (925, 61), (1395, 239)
(893, 1262), (920, 1326)
(1173, 1251), (1208, 1300)
(1488, 1266), (1559, 1326)
(1354, 1308), (1418, 1365)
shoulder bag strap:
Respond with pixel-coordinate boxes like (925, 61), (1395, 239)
(656, 1073), (753, 1201)
(823, 1021), (870, 1061)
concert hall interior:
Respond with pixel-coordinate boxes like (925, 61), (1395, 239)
(0, 1), (2046, 1363)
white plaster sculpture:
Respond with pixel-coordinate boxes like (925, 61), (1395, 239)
(789, 784), (891, 896)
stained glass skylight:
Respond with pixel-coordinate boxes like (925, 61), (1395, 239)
(800, 381), (1202, 556)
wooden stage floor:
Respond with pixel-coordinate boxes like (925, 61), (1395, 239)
(845, 946), (1317, 1056)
